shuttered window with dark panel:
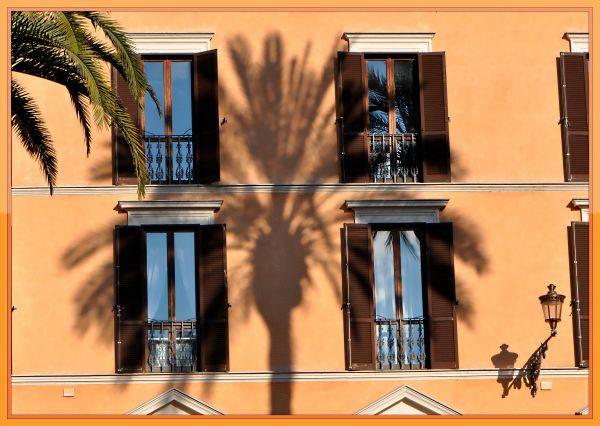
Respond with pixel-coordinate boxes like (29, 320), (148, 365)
(337, 52), (451, 184)
(568, 222), (589, 368)
(113, 224), (229, 373)
(112, 50), (220, 185)
(341, 222), (458, 371)
(558, 52), (589, 182)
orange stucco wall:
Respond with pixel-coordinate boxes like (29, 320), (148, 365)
(10, 9), (589, 416)
(11, 11), (588, 186)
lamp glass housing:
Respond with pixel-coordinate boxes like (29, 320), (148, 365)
(539, 284), (565, 331)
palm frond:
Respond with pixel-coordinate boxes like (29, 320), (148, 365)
(11, 10), (153, 197)
(11, 78), (58, 192)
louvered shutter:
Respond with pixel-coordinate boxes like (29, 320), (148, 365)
(425, 223), (458, 369)
(342, 224), (375, 370)
(338, 52), (369, 183)
(559, 53), (589, 182)
(569, 222), (589, 367)
(197, 224), (229, 372)
(418, 52), (451, 182)
(114, 226), (147, 373)
(112, 68), (140, 185)
(192, 50), (221, 184)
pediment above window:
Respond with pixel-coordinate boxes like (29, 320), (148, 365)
(568, 198), (589, 222)
(128, 388), (224, 415)
(355, 385), (460, 415)
(564, 32), (589, 53)
(128, 32), (214, 54)
(116, 200), (223, 225)
(343, 32), (435, 52)
(344, 199), (448, 224)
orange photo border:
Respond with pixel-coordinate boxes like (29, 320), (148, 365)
(1, 1), (596, 425)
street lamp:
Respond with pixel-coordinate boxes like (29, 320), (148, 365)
(529, 284), (566, 397)
(539, 284), (566, 336)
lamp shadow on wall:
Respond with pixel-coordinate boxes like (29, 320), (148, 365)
(491, 339), (554, 398)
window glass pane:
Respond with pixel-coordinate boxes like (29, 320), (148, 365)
(367, 60), (389, 134)
(175, 232), (196, 320)
(144, 61), (165, 136)
(394, 60), (418, 133)
(170, 61), (194, 182)
(373, 230), (396, 319)
(147, 233), (168, 321)
(399, 230), (423, 319)
(171, 61), (192, 136)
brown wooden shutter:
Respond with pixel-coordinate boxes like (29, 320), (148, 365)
(114, 225), (147, 373)
(338, 52), (369, 183)
(418, 52), (451, 182)
(559, 53), (589, 182)
(112, 68), (140, 185)
(425, 223), (458, 369)
(197, 224), (229, 372)
(342, 224), (375, 370)
(192, 50), (220, 184)
(569, 222), (589, 367)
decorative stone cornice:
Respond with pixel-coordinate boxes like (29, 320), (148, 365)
(564, 32), (589, 53)
(128, 388), (224, 415)
(344, 199), (449, 224)
(116, 200), (223, 225)
(128, 32), (214, 54)
(355, 385), (460, 415)
(343, 32), (435, 53)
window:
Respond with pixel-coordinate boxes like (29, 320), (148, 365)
(142, 57), (194, 184)
(568, 222), (589, 368)
(342, 222), (458, 370)
(112, 50), (220, 185)
(337, 51), (450, 184)
(114, 224), (229, 373)
(558, 52), (589, 182)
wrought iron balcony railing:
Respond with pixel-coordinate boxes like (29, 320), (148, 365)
(375, 317), (426, 370)
(145, 135), (194, 184)
(369, 133), (419, 183)
(146, 320), (197, 372)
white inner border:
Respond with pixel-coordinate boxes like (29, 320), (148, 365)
(344, 199), (448, 224)
(116, 200), (223, 225)
(564, 33), (589, 53)
(128, 33), (214, 54)
(343, 32), (434, 52)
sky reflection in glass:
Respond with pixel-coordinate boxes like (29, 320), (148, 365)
(147, 233), (168, 321)
(174, 232), (196, 320)
(144, 62), (165, 136)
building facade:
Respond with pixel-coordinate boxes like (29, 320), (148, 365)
(10, 9), (590, 415)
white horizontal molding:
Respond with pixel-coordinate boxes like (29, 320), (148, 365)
(11, 368), (588, 386)
(343, 32), (435, 52)
(564, 32), (589, 53)
(116, 200), (223, 225)
(345, 199), (448, 224)
(128, 32), (214, 54)
(11, 182), (589, 196)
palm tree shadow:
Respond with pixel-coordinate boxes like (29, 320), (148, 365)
(221, 32), (344, 414)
